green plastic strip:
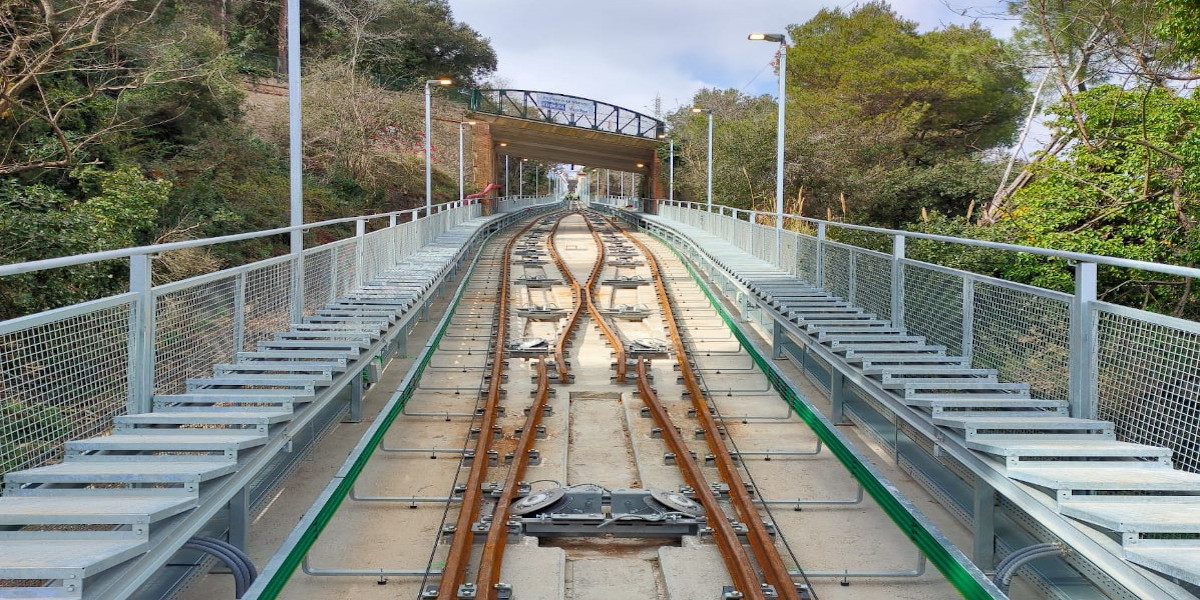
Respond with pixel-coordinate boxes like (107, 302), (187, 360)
(657, 233), (1000, 600)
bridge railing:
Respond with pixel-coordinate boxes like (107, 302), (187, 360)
(0, 199), (508, 478)
(469, 89), (664, 139)
(587, 195), (641, 211)
(495, 194), (559, 213)
(656, 200), (1200, 475)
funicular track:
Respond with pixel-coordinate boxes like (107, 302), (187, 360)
(428, 209), (811, 600)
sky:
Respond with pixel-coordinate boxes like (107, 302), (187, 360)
(444, 0), (1018, 119)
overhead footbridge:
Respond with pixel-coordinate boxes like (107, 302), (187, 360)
(465, 89), (665, 197)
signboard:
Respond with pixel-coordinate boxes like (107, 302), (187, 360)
(533, 93), (593, 119)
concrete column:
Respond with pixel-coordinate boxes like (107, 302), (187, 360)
(471, 121), (495, 213)
(647, 158), (664, 214)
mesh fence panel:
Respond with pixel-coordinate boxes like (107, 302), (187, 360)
(361, 229), (392, 283)
(1096, 307), (1200, 474)
(1, 299), (132, 476)
(155, 277), (238, 395)
(972, 282), (1070, 400)
(825, 244), (851, 300)
(244, 260), (293, 350)
(903, 264), (964, 357)
(303, 247), (335, 315)
(795, 235), (819, 284)
(335, 240), (359, 299)
(854, 251), (892, 322)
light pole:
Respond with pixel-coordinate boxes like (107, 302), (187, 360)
(692, 107), (713, 211)
(424, 78), (452, 215)
(458, 120), (475, 203)
(519, 158), (527, 195)
(750, 32), (787, 264)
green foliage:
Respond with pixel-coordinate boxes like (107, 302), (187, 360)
(664, 2), (1025, 227)
(998, 86), (1200, 309)
(1160, 0), (1200, 60)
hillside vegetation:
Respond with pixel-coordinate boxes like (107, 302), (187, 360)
(0, 0), (496, 319)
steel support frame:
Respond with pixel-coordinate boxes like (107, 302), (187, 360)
(96, 204), (560, 600)
(242, 204), (562, 600)
(633, 213), (1189, 600)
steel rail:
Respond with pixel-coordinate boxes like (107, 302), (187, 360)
(577, 212), (765, 598)
(545, 213), (586, 382)
(633, 360), (767, 599)
(470, 211), (594, 599)
(613, 216), (801, 600)
(474, 360), (552, 599)
(579, 217), (628, 381)
(434, 215), (543, 598)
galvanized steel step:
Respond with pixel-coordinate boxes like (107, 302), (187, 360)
(1123, 544), (1200, 586)
(0, 495), (196, 527)
(4, 460), (236, 489)
(67, 432), (267, 456)
(1005, 465), (1200, 493)
(0, 539), (148, 580)
(114, 409), (293, 428)
(1059, 498), (1200, 533)
(967, 439), (1172, 466)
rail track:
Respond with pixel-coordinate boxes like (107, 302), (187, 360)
(424, 209), (812, 600)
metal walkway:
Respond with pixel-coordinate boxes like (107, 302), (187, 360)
(0, 212), (525, 600)
(629, 211), (1200, 594)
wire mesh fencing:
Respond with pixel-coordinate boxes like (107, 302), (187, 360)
(656, 201), (1200, 472)
(0, 297), (133, 474)
(0, 201), (492, 479)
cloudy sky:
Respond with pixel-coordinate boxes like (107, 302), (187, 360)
(444, 0), (1017, 118)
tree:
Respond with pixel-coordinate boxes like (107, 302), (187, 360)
(664, 89), (776, 212)
(993, 85), (1200, 315)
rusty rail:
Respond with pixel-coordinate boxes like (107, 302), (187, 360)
(615, 215), (802, 600)
(434, 215), (545, 598)
(633, 360), (766, 598)
(475, 360), (551, 598)
(579, 216), (628, 381)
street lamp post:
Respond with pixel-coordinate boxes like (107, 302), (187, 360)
(458, 120), (475, 203)
(750, 32), (787, 264)
(424, 78), (452, 215)
(519, 158), (526, 195)
(692, 107), (713, 211)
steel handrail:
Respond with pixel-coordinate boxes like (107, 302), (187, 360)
(657, 200), (1200, 280)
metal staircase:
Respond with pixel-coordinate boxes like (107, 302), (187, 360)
(0, 216), (497, 599)
(637, 212), (1200, 592)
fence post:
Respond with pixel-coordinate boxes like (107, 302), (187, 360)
(233, 272), (247, 355)
(816, 222), (827, 289)
(1069, 262), (1098, 419)
(748, 211), (756, 258)
(891, 234), (906, 330)
(355, 219), (366, 288)
(127, 254), (155, 414)
(962, 278), (974, 365)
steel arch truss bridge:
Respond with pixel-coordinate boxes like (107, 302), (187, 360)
(469, 89), (664, 139)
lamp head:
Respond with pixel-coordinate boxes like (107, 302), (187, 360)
(691, 107), (708, 114)
(636, 163), (645, 168)
(436, 78), (453, 85)
(748, 33), (785, 43)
